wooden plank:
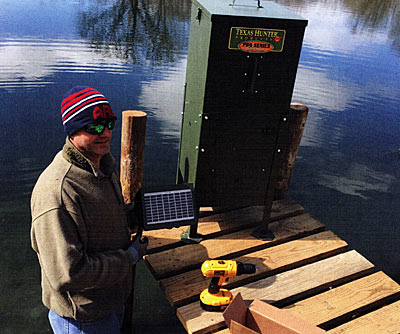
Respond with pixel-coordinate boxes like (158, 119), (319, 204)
(211, 300), (400, 334)
(145, 199), (304, 254)
(327, 300), (400, 334)
(161, 231), (348, 307)
(176, 251), (374, 334)
(284, 271), (400, 329)
(145, 213), (324, 279)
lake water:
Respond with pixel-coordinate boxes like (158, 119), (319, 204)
(0, 0), (399, 333)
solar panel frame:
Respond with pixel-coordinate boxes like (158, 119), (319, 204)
(139, 184), (198, 230)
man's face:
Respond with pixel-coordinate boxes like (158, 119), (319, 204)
(70, 123), (112, 165)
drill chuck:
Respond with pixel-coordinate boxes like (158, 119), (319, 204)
(236, 262), (257, 275)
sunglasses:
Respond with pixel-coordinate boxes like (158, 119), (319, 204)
(84, 119), (116, 135)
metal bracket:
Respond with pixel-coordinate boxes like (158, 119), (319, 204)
(251, 224), (275, 241)
(251, 205), (275, 241)
(181, 225), (203, 244)
(180, 208), (203, 244)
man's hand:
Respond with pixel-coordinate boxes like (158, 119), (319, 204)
(128, 235), (148, 264)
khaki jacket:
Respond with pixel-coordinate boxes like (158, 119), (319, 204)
(31, 139), (134, 321)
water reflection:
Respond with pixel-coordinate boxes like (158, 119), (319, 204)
(1, 0), (400, 333)
(308, 151), (397, 200)
(344, 0), (400, 55)
(77, 0), (190, 64)
(0, 0), (190, 91)
(138, 57), (186, 137)
(277, 0), (400, 54)
(137, 57), (187, 185)
(0, 39), (133, 90)
(343, 0), (398, 31)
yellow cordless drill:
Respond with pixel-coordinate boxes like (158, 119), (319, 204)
(200, 260), (258, 311)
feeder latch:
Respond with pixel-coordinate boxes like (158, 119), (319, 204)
(196, 8), (202, 22)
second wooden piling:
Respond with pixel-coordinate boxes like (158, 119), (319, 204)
(274, 103), (309, 200)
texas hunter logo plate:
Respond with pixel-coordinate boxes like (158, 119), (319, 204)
(228, 27), (286, 53)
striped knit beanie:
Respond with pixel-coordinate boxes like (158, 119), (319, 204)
(61, 86), (116, 136)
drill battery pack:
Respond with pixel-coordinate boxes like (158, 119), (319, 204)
(200, 288), (233, 312)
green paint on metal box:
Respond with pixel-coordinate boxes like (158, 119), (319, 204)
(177, 0), (307, 209)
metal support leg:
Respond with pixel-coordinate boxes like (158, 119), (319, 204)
(180, 208), (203, 244)
(251, 205), (275, 241)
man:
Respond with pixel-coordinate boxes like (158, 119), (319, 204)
(30, 86), (147, 334)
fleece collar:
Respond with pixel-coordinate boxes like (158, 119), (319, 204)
(62, 137), (115, 177)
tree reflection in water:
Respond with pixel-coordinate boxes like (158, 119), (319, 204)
(77, 0), (399, 62)
(77, 0), (191, 65)
(277, 0), (400, 55)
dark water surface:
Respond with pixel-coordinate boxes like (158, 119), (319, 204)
(0, 0), (399, 333)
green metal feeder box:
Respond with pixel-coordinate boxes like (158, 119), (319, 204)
(177, 0), (307, 209)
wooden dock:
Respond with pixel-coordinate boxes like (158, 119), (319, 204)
(142, 199), (400, 334)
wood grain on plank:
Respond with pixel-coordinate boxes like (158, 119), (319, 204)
(146, 213), (324, 279)
(327, 300), (400, 334)
(177, 251), (374, 334)
(284, 271), (400, 329)
(161, 231), (348, 307)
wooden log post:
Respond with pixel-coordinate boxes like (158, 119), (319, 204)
(120, 110), (147, 332)
(120, 110), (147, 204)
(274, 103), (309, 200)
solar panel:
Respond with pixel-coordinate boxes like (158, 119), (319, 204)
(138, 184), (197, 230)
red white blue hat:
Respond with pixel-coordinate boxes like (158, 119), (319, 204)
(61, 86), (116, 136)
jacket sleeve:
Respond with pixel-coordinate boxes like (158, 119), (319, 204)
(31, 207), (135, 293)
